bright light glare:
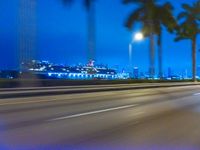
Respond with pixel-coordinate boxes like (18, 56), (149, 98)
(134, 32), (143, 41)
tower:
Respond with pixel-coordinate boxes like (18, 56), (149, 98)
(19, 0), (37, 70)
(87, 0), (96, 62)
(133, 67), (139, 79)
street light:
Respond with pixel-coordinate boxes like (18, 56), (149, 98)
(134, 32), (144, 41)
(129, 32), (144, 74)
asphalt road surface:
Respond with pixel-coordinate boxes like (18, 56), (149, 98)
(1, 85), (200, 149)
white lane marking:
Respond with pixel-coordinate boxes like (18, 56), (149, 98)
(48, 104), (138, 122)
(193, 93), (200, 96)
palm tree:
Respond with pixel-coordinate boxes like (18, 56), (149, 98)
(123, 0), (177, 78)
(155, 2), (177, 78)
(62, 0), (96, 62)
(175, 1), (200, 81)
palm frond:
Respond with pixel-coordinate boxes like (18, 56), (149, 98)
(174, 36), (188, 42)
(182, 4), (193, 12)
(162, 2), (173, 10)
(177, 12), (188, 20)
(123, 0), (148, 5)
(175, 1), (200, 41)
(125, 7), (145, 30)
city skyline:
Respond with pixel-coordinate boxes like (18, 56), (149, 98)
(0, 0), (199, 76)
(1, 1), (200, 148)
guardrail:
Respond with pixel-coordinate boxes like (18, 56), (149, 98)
(0, 82), (199, 99)
(0, 79), (195, 88)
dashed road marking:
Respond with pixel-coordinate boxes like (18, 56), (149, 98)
(193, 93), (200, 96)
(48, 104), (138, 121)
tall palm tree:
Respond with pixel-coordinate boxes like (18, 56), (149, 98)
(62, 0), (96, 62)
(123, 0), (177, 78)
(175, 0), (200, 81)
(155, 2), (177, 78)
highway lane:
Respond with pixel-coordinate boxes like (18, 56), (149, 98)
(0, 85), (200, 149)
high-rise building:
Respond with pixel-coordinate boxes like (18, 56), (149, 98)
(168, 67), (172, 78)
(197, 66), (200, 78)
(133, 67), (139, 79)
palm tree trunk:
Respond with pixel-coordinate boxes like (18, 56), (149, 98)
(149, 32), (155, 78)
(192, 36), (197, 82)
(158, 33), (163, 79)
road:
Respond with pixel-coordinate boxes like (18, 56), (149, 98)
(1, 85), (200, 149)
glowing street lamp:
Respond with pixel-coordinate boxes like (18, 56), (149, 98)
(134, 32), (144, 41)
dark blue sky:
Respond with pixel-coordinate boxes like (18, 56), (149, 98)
(0, 0), (199, 75)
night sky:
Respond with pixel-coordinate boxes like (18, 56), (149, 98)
(0, 0), (199, 76)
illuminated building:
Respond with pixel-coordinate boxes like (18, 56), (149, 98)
(21, 60), (127, 80)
